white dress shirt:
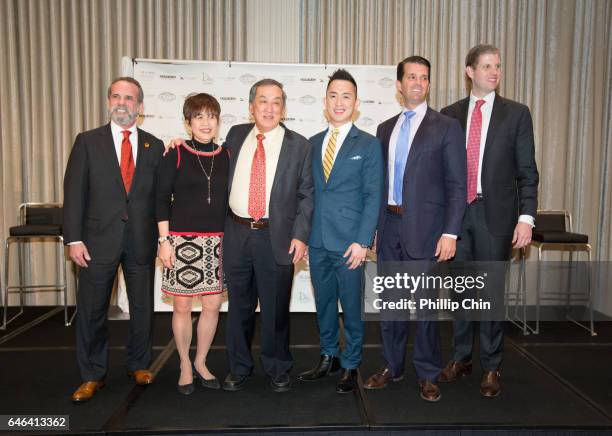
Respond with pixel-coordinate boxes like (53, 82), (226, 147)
(110, 121), (138, 164)
(321, 121), (353, 165)
(466, 91), (534, 227)
(387, 101), (428, 205)
(229, 124), (285, 219)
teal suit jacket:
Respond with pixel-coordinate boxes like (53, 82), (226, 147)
(309, 124), (383, 252)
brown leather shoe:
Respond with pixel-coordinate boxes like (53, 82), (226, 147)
(419, 379), (441, 402)
(363, 366), (403, 390)
(438, 360), (472, 382)
(127, 369), (155, 385)
(480, 371), (501, 397)
(71, 381), (105, 403)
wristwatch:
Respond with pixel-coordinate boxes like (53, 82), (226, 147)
(359, 244), (369, 249)
(158, 236), (171, 245)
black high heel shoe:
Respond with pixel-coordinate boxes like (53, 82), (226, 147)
(194, 366), (221, 390)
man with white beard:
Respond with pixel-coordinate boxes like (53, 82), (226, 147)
(63, 77), (164, 402)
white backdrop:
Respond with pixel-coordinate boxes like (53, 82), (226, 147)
(118, 58), (399, 312)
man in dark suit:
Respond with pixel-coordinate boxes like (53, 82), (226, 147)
(363, 56), (467, 402)
(222, 79), (313, 393)
(63, 77), (164, 402)
(297, 69), (383, 393)
(439, 44), (539, 397)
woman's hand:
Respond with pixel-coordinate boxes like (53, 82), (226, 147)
(158, 240), (176, 268)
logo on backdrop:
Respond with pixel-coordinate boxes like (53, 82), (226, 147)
(299, 95), (317, 105)
(159, 74), (177, 80)
(158, 92), (176, 102)
(239, 74), (257, 85)
(378, 77), (394, 88)
(221, 114), (237, 125)
(202, 73), (214, 84)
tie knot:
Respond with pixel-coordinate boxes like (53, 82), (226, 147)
(331, 128), (339, 136)
(475, 99), (486, 109)
(122, 130), (130, 139)
(256, 133), (265, 143)
(404, 110), (416, 120)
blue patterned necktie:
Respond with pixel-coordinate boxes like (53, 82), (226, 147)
(393, 110), (416, 205)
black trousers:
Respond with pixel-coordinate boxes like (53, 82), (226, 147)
(378, 213), (443, 382)
(452, 201), (512, 371)
(224, 220), (294, 378)
(75, 229), (154, 381)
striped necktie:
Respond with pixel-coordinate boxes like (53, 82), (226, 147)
(323, 128), (339, 181)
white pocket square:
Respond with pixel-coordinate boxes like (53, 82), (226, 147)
(349, 155), (362, 160)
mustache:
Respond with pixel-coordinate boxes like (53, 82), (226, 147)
(110, 104), (133, 114)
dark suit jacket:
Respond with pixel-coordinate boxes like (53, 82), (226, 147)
(309, 125), (383, 252)
(63, 124), (164, 264)
(224, 123), (314, 265)
(376, 108), (467, 259)
(441, 95), (539, 237)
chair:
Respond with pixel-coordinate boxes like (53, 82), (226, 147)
(507, 210), (594, 336)
(2, 203), (76, 329)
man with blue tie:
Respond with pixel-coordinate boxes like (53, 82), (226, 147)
(363, 56), (466, 401)
(298, 69), (383, 393)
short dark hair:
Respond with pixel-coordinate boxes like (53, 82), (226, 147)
(107, 77), (144, 103)
(397, 56), (431, 81)
(183, 93), (221, 122)
(249, 78), (287, 107)
(326, 69), (357, 96)
(465, 44), (501, 68)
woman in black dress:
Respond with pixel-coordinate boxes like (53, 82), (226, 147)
(156, 93), (229, 394)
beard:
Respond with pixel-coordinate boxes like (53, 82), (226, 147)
(109, 104), (138, 127)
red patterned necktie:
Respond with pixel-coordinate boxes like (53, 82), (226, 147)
(466, 99), (486, 203)
(248, 133), (266, 221)
(120, 130), (135, 193)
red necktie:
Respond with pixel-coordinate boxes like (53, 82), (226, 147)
(248, 133), (266, 221)
(120, 130), (135, 193)
(466, 99), (486, 203)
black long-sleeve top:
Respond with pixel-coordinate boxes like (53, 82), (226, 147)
(156, 140), (229, 233)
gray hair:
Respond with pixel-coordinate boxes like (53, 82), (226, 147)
(107, 76), (144, 103)
(248, 78), (286, 107)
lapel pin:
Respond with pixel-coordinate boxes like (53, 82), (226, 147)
(144, 142), (150, 148)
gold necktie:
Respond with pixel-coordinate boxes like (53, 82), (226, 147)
(323, 128), (339, 181)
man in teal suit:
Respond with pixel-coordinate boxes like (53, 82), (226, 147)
(298, 69), (383, 393)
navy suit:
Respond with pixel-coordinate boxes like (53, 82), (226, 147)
(376, 108), (466, 381)
(309, 125), (383, 369)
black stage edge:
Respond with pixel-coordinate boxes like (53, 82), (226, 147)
(0, 307), (611, 435)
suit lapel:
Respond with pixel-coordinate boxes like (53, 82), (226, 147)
(271, 128), (292, 195)
(129, 129), (148, 197)
(227, 125), (253, 190)
(458, 97), (470, 131)
(311, 131), (326, 185)
(98, 124), (126, 197)
(482, 95), (506, 168)
(327, 125), (359, 185)
(406, 107), (433, 167)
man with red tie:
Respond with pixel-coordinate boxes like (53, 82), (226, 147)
(63, 77), (164, 402)
(440, 45), (539, 397)
(221, 79), (313, 393)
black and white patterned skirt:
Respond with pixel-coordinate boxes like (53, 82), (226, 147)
(161, 233), (225, 297)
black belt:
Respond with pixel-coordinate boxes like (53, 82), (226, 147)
(471, 193), (485, 203)
(386, 205), (402, 215)
(230, 210), (269, 229)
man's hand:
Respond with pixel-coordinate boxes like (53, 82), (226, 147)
(512, 222), (533, 249)
(344, 243), (367, 270)
(164, 137), (187, 156)
(69, 242), (91, 268)
(158, 241), (176, 269)
(435, 235), (456, 262)
(289, 239), (307, 264)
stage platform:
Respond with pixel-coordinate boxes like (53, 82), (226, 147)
(1, 307), (611, 435)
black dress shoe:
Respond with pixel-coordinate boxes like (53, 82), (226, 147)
(177, 381), (195, 395)
(270, 372), (291, 392)
(222, 373), (250, 391)
(298, 354), (341, 381)
(336, 368), (358, 394)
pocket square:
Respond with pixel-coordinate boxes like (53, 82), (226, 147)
(349, 155), (362, 160)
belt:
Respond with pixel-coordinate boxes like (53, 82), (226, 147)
(471, 193), (485, 203)
(386, 205), (402, 215)
(229, 210), (269, 229)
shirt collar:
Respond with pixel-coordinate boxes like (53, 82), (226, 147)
(110, 121), (137, 136)
(253, 123), (283, 142)
(327, 121), (353, 136)
(470, 91), (496, 106)
(402, 100), (427, 118)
